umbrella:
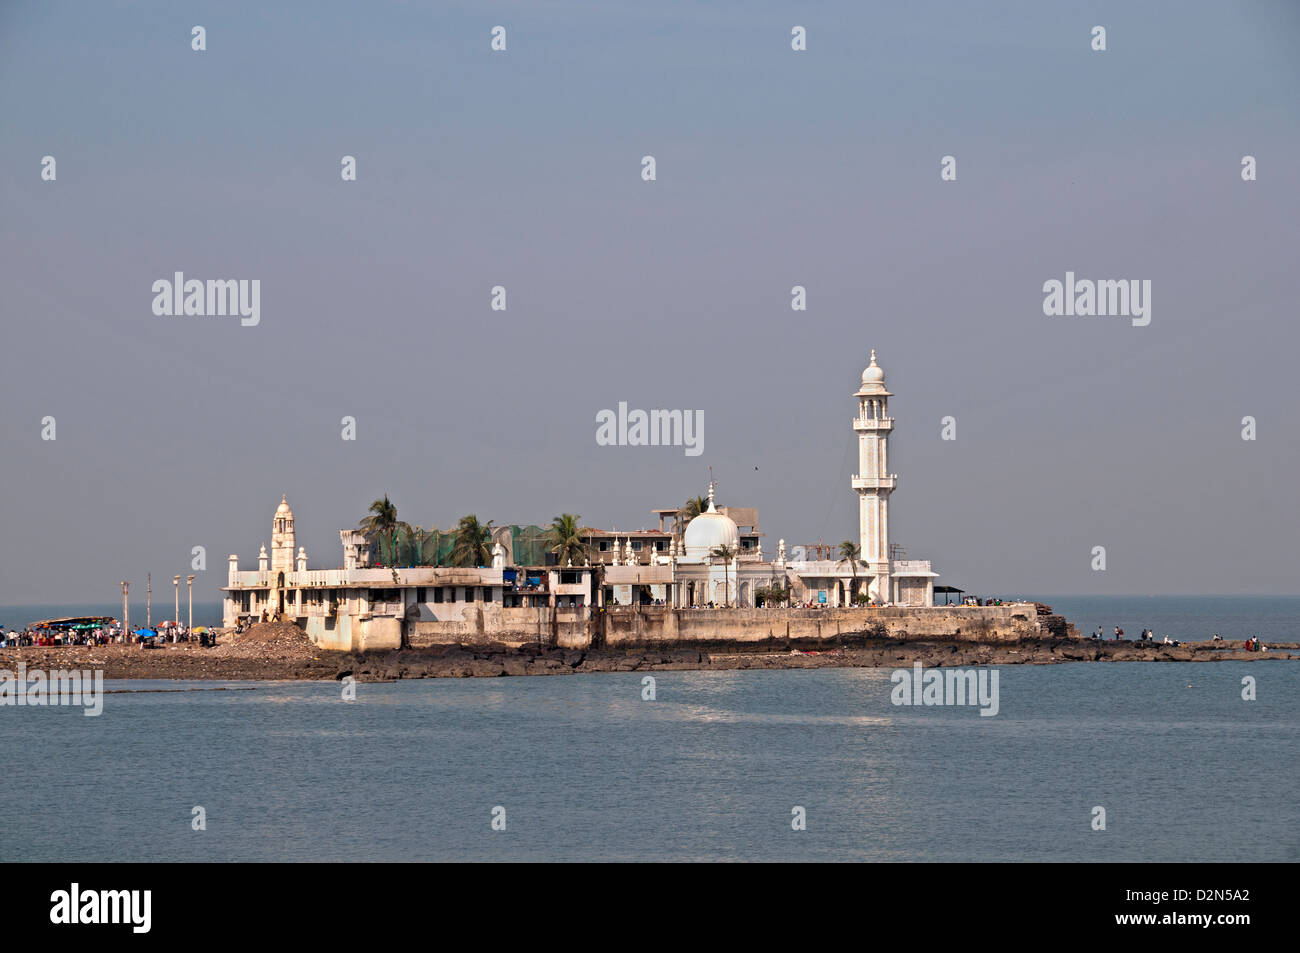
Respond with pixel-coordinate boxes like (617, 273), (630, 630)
(134, 628), (158, 638)
(192, 626), (209, 634)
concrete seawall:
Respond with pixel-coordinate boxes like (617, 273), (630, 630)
(395, 603), (1064, 651)
(594, 604), (1056, 648)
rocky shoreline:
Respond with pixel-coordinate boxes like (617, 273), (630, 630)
(2, 630), (1295, 682)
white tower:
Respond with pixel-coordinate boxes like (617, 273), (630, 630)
(271, 495), (296, 574)
(852, 351), (896, 602)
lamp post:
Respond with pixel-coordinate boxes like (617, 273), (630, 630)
(146, 573), (152, 628)
(120, 581), (130, 643)
(173, 575), (180, 630)
(187, 575), (195, 631)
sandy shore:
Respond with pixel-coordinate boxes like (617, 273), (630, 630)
(2, 632), (1295, 682)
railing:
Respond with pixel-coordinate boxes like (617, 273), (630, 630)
(785, 560), (871, 573)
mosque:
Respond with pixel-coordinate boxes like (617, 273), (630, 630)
(222, 350), (939, 649)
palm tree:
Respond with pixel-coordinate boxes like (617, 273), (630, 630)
(547, 514), (588, 567)
(709, 543), (737, 607)
(450, 514), (495, 567)
(675, 493), (710, 538)
(360, 495), (400, 567)
(837, 540), (864, 604)
(680, 495), (709, 522)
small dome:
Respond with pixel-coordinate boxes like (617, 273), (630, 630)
(275, 494), (293, 516)
(861, 349), (885, 385)
(682, 485), (740, 559)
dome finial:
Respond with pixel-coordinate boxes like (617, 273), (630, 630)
(682, 472), (740, 559)
(861, 349), (886, 386)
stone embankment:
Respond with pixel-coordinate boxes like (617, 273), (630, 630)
(3, 627), (1293, 682)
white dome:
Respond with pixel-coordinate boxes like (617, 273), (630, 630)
(683, 496), (740, 559)
(861, 349), (885, 385)
(275, 495), (292, 517)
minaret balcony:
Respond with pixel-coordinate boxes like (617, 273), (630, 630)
(852, 474), (897, 490)
(853, 416), (894, 431)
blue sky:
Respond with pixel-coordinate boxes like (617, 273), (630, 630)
(2, 0), (1298, 602)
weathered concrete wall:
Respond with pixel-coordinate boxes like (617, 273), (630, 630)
(409, 605), (588, 648)
(383, 603), (1044, 649)
(305, 613), (402, 652)
(601, 605), (1040, 646)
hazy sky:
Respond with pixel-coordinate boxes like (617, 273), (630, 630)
(2, 0), (1298, 605)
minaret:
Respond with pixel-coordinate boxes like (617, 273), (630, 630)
(852, 351), (896, 602)
(271, 495), (296, 574)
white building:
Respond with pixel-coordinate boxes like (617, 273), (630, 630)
(222, 349), (939, 648)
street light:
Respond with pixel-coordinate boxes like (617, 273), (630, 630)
(173, 576), (180, 631)
(120, 581), (130, 643)
(187, 575), (195, 631)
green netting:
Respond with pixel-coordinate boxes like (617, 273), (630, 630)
(510, 525), (551, 567)
(376, 525), (553, 568)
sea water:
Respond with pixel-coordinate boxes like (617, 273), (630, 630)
(1, 661), (1294, 862)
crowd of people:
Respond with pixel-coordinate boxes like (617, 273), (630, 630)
(2, 621), (215, 648)
(4, 624), (124, 647)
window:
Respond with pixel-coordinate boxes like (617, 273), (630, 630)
(417, 587), (426, 602)
(599, 540), (610, 552)
(561, 570), (579, 585)
(433, 588), (444, 603)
